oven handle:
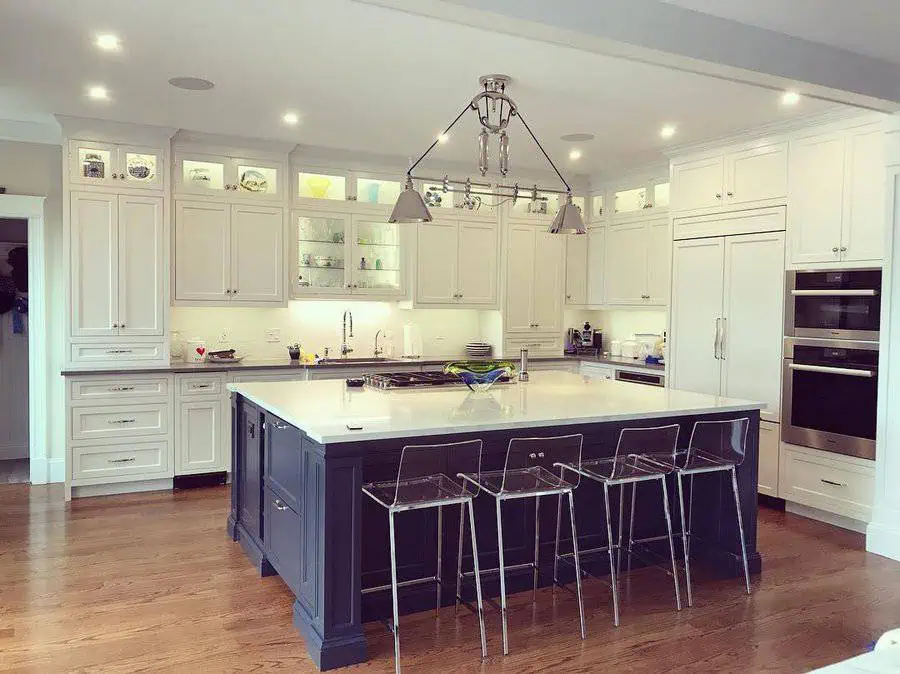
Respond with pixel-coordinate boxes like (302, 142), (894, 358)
(790, 289), (879, 297)
(788, 363), (875, 378)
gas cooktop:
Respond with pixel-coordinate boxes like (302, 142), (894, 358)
(363, 370), (512, 389)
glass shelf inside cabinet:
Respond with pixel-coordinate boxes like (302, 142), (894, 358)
(183, 159), (226, 191)
(298, 172), (346, 201)
(78, 147), (113, 181)
(237, 163), (277, 195)
(357, 178), (402, 205)
(592, 195), (605, 219)
(614, 187), (647, 214)
(652, 182), (670, 209)
(124, 152), (158, 184)
(297, 215), (348, 290)
(353, 220), (402, 292)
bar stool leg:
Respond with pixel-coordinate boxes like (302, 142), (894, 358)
(730, 467), (751, 595)
(455, 503), (464, 613)
(553, 493), (563, 585)
(616, 484), (624, 576)
(466, 499), (488, 659)
(533, 495), (541, 600)
(659, 476), (682, 610)
(435, 505), (443, 612)
(388, 510), (402, 674)
(627, 481), (637, 575)
(676, 472), (693, 608)
(602, 483), (620, 626)
(567, 490), (587, 639)
(495, 497), (510, 656)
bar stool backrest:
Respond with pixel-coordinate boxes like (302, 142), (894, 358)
(393, 439), (483, 507)
(613, 424), (680, 476)
(502, 433), (583, 492)
(686, 418), (750, 467)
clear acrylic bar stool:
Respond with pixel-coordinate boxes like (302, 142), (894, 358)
(556, 424), (682, 626)
(458, 433), (585, 656)
(362, 439), (487, 674)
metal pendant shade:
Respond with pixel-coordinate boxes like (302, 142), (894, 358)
(389, 178), (433, 223)
(549, 194), (587, 234)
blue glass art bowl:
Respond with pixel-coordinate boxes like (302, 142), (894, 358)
(444, 360), (516, 392)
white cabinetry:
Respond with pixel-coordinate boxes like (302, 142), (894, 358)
(175, 200), (285, 305)
(758, 420), (780, 498)
(505, 223), (564, 334)
(416, 217), (498, 306)
(175, 152), (284, 201)
(70, 192), (165, 338)
(175, 374), (227, 475)
(586, 226), (606, 305)
(671, 156), (724, 212)
(605, 217), (669, 306)
(564, 233), (588, 305)
(788, 124), (884, 266)
(69, 140), (165, 190)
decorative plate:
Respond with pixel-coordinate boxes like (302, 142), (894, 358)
(127, 155), (155, 181)
(240, 169), (268, 193)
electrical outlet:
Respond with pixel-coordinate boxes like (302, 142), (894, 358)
(265, 328), (281, 343)
(218, 329), (230, 343)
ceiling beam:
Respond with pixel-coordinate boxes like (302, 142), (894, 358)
(356, 0), (900, 112)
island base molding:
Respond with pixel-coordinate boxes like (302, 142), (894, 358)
(294, 600), (368, 671)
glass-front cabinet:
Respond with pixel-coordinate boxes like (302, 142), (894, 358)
(297, 171), (347, 201)
(69, 140), (164, 190)
(293, 211), (405, 298)
(175, 152), (283, 200)
(608, 178), (671, 219)
(356, 177), (402, 206)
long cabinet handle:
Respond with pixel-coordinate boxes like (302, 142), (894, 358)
(790, 289), (878, 297)
(714, 318), (722, 360)
(789, 363), (874, 378)
(107, 418), (137, 425)
(109, 386), (136, 392)
(108, 457), (136, 464)
(720, 317), (727, 360)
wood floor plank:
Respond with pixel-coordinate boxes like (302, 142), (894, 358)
(1, 484), (898, 672)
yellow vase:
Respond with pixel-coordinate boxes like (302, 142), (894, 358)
(306, 176), (332, 199)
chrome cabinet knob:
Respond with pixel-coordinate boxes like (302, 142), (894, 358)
(112, 322), (119, 328)
(233, 289), (238, 295)
(120, 323), (126, 328)
(840, 246), (847, 252)
(832, 246), (839, 253)
(716, 193), (722, 199)
(727, 191), (734, 197)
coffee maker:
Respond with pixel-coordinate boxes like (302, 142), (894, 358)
(566, 322), (602, 355)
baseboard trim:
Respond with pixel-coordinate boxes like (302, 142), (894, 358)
(785, 501), (868, 533)
(867, 518), (900, 562)
(48, 458), (65, 484)
(72, 478), (173, 498)
(0, 445), (28, 460)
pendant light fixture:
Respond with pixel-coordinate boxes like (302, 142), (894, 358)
(390, 74), (585, 234)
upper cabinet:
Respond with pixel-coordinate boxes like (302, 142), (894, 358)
(605, 216), (669, 306)
(788, 124), (884, 266)
(671, 141), (787, 215)
(603, 178), (670, 220)
(564, 232), (588, 305)
(505, 223), (564, 334)
(69, 140), (165, 191)
(175, 152), (284, 201)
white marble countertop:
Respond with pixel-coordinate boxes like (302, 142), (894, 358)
(228, 371), (761, 444)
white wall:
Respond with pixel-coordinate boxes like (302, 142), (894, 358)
(0, 140), (64, 475)
(0, 243), (29, 459)
(171, 302), (486, 361)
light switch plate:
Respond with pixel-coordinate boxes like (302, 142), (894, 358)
(266, 328), (281, 343)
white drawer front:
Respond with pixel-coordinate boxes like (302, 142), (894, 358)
(505, 337), (563, 358)
(580, 363), (614, 379)
(71, 404), (169, 441)
(780, 445), (874, 521)
(72, 441), (171, 483)
(178, 375), (225, 397)
(71, 342), (165, 364)
(70, 376), (170, 402)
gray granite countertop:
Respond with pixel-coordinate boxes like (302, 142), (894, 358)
(61, 354), (664, 377)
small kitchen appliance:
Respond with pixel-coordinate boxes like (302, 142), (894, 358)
(567, 322), (601, 355)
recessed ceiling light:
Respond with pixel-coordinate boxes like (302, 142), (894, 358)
(168, 77), (215, 91)
(87, 85), (109, 101)
(437, 133), (449, 144)
(781, 91), (801, 106)
(569, 149), (582, 161)
(95, 33), (121, 51)
(561, 133), (595, 142)
(282, 112), (300, 125)
(660, 125), (676, 139)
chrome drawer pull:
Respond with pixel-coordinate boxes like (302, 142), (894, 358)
(271, 422), (290, 431)
(108, 457), (136, 464)
(109, 386), (136, 392)
(273, 499), (289, 511)
(106, 349), (134, 355)
(820, 478), (847, 488)
(107, 418), (137, 424)
(193, 384), (213, 389)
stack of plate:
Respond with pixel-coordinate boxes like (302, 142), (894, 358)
(465, 341), (492, 359)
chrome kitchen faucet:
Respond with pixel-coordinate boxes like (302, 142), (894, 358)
(341, 310), (354, 357)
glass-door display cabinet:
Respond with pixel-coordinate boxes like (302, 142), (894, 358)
(295, 211), (350, 295)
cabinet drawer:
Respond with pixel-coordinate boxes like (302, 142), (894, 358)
(780, 444), (874, 521)
(178, 375), (225, 397)
(580, 363), (614, 379)
(71, 440), (172, 484)
(70, 342), (165, 364)
(505, 337), (563, 358)
(70, 376), (170, 402)
(71, 403), (169, 441)
(231, 371), (306, 383)
(265, 414), (302, 511)
(264, 485), (302, 595)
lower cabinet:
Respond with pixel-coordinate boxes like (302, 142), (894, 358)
(238, 401), (264, 544)
(757, 420), (780, 497)
(264, 484), (303, 596)
(175, 373), (228, 475)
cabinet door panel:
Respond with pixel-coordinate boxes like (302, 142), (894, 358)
(416, 220), (458, 303)
(586, 226), (606, 305)
(71, 192), (118, 337)
(564, 233), (588, 305)
(118, 195), (165, 336)
(788, 134), (845, 264)
(175, 201), (230, 302)
(721, 231), (785, 421)
(239, 405), (263, 543)
(177, 399), (224, 475)
(671, 156), (724, 212)
(235, 158), (283, 201)
(646, 219), (670, 305)
(758, 420), (780, 497)
(231, 205), (285, 303)
(119, 145), (164, 190)
(531, 230), (564, 332)
(457, 220), (499, 305)
(670, 237), (724, 396)
(605, 221), (647, 305)
(69, 140), (117, 188)
(350, 219), (404, 297)
(724, 143), (788, 205)
(842, 125), (885, 263)
(505, 225), (536, 332)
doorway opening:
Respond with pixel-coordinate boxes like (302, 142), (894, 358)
(0, 216), (29, 483)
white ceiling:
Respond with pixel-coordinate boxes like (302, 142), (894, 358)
(0, 0), (842, 175)
(663, 0), (900, 65)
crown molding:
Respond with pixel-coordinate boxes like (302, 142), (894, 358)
(55, 115), (176, 145)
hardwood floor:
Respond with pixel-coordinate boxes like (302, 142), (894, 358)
(1, 485), (898, 673)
